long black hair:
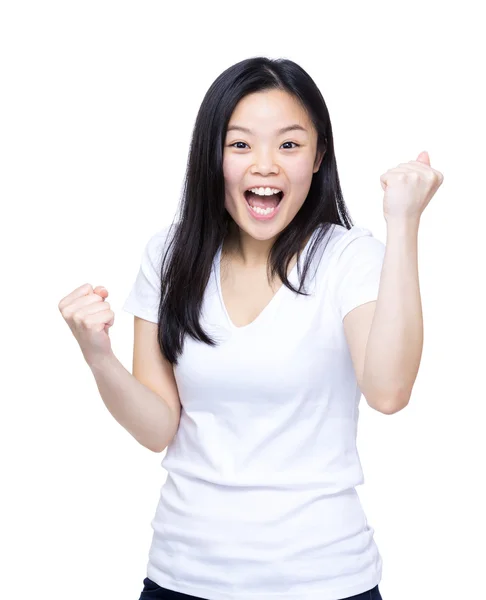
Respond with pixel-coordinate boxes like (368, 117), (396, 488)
(157, 56), (353, 365)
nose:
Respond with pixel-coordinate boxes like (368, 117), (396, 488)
(250, 149), (279, 176)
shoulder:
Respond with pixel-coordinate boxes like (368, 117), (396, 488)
(147, 222), (175, 248)
(143, 223), (177, 263)
(308, 223), (381, 268)
(327, 224), (384, 258)
(321, 224), (384, 275)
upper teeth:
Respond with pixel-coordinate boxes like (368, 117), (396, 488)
(248, 187), (282, 196)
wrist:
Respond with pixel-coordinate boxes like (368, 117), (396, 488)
(87, 351), (118, 373)
(385, 214), (421, 232)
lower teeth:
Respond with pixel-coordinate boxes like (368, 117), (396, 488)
(247, 202), (277, 215)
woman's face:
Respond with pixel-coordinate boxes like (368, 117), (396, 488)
(222, 89), (324, 242)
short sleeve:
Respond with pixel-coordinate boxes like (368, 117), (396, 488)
(122, 225), (173, 323)
(329, 226), (386, 321)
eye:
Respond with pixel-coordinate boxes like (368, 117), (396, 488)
(228, 141), (301, 150)
(281, 141), (300, 149)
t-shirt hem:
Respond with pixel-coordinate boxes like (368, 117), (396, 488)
(146, 565), (382, 600)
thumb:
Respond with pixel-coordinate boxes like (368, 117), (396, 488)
(416, 150), (430, 165)
(94, 285), (108, 299)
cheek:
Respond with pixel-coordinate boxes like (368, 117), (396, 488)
(222, 159), (242, 214)
(287, 155), (315, 185)
(222, 156), (244, 187)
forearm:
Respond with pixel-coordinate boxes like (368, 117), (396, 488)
(89, 352), (179, 452)
(362, 218), (424, 411)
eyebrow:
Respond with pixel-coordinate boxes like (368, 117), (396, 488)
(226, 124), (308, 135)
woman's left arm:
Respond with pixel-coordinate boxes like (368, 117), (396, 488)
(362, 150), (444, 413)
(361, 218), (422, 413)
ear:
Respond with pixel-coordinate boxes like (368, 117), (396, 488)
(313, 148), (325, 173)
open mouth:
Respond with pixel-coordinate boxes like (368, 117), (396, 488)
(244, 190), (284, 205)
(243, 189), (285, 218)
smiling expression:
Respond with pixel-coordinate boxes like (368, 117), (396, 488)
(222, 89), (324, 242)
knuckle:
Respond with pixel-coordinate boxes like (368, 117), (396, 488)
(72, 310), (84, 325)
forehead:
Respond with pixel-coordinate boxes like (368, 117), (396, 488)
(227, 89), (312, 134)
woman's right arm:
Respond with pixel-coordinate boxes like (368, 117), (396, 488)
(89, 350), (180, 453)
(59, 283), (181, 453)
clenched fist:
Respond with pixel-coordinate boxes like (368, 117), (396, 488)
(58, 283), (114, 367)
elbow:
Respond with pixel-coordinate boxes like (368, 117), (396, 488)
(147, 443), (167, 453)
(365, 388), (411, 415)
(147, 439), (169, 453)
(137, 437), (167, 453)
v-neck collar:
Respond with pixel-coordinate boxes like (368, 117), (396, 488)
(215, 228), (319, 332)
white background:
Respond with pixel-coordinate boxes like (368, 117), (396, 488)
(1, 1), (485, 598)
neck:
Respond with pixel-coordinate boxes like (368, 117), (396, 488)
(223, 221), (313, 269)
(223, 222), (277, 268)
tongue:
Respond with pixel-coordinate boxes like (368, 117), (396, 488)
(246, 191), (280, 209)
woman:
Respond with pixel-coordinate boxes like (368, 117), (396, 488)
(59, 56), (443, 599)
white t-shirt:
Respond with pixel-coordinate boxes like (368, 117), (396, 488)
(123, 222), (386, 600)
